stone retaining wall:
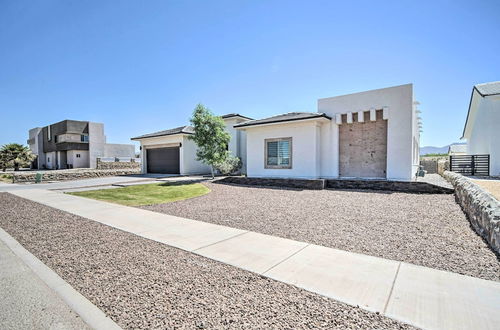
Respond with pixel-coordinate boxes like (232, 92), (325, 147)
(443, 171), (500, 254)
(420, 160), (438, 174)
(96, 159), (141, 170)
(420, 159), (450, 175)
(217, 176), (454, 194)
(437, 160), (449, 175)
(217, 177), (326, 190)
(13, 168), (141, 183)
(326, 179), (454, 194)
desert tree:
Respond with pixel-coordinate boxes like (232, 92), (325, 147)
(189, 104), (230, 178)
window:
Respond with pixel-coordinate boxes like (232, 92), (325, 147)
(54, 135), (58, 143)
(47, 157), (50, 162)
(265, 137), (292, 169)
(76, 154), (81, 158)
(81, 135), (89, 142)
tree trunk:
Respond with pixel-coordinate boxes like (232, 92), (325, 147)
(14, 162), (19, 171)
(210, 165), (214, 179)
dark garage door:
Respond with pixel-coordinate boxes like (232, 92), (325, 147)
(146, 147), (180, 174)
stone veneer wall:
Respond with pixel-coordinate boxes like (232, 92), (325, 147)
(443, 171), (500, 254)
(420, 160), (438, 174)
(437, 160), (449, 176)
(96, 159), (141, 170)
(217, 176), (454, 194)
(326, 179), (454, 194)
(217, 177), (326, 190)
(13, 168), (140, 183)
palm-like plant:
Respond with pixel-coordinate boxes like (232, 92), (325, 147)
(0, 143), (36, 171)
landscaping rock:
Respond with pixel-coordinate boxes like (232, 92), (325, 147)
(144, 181), (499, 281)
(0, 193), (413, 329)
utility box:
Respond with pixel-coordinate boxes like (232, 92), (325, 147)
(35, 173), (43, 183)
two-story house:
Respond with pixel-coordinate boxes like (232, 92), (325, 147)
(28, 120), (135, 169)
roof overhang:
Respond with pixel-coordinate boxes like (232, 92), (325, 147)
(462, 85), (500, 139)
(131, 132), (192, 141)
(461, 87), (482, 139)
(234, 114), (331, 130)
(221, 114), (254, 121)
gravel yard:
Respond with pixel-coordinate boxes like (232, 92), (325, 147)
(143, 182), (500, 281)
(0, 192), (412, 329)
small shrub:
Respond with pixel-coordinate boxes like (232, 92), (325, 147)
(214, 156), (242, 175)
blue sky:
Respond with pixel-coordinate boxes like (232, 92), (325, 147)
(1, 0), (499, 149)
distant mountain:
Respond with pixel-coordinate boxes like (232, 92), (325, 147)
(420, 143), (465, 155)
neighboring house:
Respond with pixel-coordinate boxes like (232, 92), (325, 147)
(448, 143), (467, 156)
(28, 120), (135, 169)
(131, 114), (252, 175)
(235, 84), (420, 181)
(461, 81), (500, 176)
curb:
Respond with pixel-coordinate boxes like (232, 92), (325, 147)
(0, 228), (122, 330)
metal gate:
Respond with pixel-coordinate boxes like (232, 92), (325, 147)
(449, 154), (490, 176)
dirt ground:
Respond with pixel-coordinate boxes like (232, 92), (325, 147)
(472, 179), (500, 200)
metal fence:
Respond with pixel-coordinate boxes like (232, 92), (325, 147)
(98, 157), (141, 163)
(449, 154), (490, 176)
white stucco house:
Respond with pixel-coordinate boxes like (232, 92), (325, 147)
(131, 114), (251, 175)
(461, 81), (500, 176)
(236, 84), (420, 181)
(132, 84), (420, 181)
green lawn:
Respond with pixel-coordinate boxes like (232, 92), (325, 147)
(68, 182), (210, 206)
(0, 174), (13, 183)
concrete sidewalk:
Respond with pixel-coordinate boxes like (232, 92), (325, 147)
(10, 189), (500, 330)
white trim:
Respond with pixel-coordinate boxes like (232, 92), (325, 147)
(383, 106), (389, 120)
(144, 142), (181, 149)
(335, 114), (342, 124)
(358, 111), (364, 122)
(131, 133), (191, 141)
(235, 117), (331, 130)
(347, 112), (353, 124)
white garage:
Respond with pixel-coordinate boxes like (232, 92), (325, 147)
(131, 126), (210, 175)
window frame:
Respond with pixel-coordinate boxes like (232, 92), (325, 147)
(81, 134), (89, 142)
(264, 137), (292, 169)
